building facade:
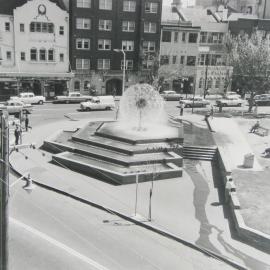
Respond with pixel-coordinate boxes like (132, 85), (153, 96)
(69, 0), (162, 96)
(0, 0), (72, 100)
(160, 5), (232, 95)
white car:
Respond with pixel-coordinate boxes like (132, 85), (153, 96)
(216, 97), (243, 107)
(80, 96), (115, 111)
(180, 97), (210, 108)
(53, 92), (92, 104)
(160, 91), (182, 101)
(0, 100), (33, 114)
(10, 92), (45, 105)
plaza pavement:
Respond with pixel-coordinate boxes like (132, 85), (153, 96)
(9, 115), (270, 269)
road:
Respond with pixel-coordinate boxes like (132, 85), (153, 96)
(8, 101), (270, 269)
(9, 174), (235, 270)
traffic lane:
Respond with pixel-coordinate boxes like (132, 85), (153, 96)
(27, 103), (116, 127)
(9, 180), (235, 270)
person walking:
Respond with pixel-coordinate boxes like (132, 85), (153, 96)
(14, 125), (21, 145)
(25, 114), (30, 132)
(249, 121), (260, 133)
(179, 102), (184, 116)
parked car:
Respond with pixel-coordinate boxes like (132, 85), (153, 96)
(253, 94), (270, 106)
(53, 92), (92, 104)
(10, 92), (45, 105)
(80, 96), (115, 111)
(180, 97), (210, 108)
(0, 100), (33, 115)
(160, 91), (182, 101)
(216, 96), (243, 107)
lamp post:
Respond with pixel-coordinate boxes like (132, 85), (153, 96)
(114, 49), (126, 95)
(203, 54), (209, 98)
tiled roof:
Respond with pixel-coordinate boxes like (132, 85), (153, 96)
(0, 0), (66, 15)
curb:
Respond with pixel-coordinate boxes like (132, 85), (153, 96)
(10, 162), (247, 270)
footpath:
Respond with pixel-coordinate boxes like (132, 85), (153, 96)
(9, 115), (270, 270)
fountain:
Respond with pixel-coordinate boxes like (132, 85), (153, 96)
(43, 84), (184, 185)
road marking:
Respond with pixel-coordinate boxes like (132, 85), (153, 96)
(10, 217), (110, 270)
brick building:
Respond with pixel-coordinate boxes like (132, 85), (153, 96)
(69, 0), (163, 96)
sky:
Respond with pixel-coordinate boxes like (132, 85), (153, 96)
(163, 0), (196, 7)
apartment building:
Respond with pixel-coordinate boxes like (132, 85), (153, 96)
(0, 0), (72, 100)
(69, 0), (163, 95)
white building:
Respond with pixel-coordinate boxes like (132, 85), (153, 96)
(0, 0), (73, 100)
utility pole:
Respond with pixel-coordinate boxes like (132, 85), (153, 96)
(0, 110), (9, 270)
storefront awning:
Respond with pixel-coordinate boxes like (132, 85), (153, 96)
(0, 71), (74, 80)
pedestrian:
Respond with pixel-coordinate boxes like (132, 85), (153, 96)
(249, 121), (260, 133)
(179, 102), (184, 116)
(210, 105), (214, 119)
(14, 125), (21, 145)
(25, 114), (29, 131)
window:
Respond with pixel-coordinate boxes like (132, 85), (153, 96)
(99, 20), (112, 31)
(74, 81), (80, 91)
(48, 49), (54, 61)
(144, 22), (156, 33)
(199, 78), (204, 88)
(59, 26), (64, 35)
(182, 32), (186, 42)
(143, 41), (155, 52)
(142, 59), (154, 69)
(174, 32), (178, 43)
(99, 0), (112, 10)
(188, 33), (198, 43)
(207, 78), (213, 89)
(97, 59), (110, 70)
(200, 32), (207, 43)
(215, 78), (221, 88)
(98, 39), (111, 50)
(145, 2), (158, 13)
(121, 60), (133, 70)
(172, 55), (177, 64)
(186, 56), (196, 66)
(5, 22), (10, 32)
(59, 53), (64, 62)
(30, 48), (37, 61)
(160, 55), (169, 65)
(30, 22), (54, 33)
(123, 1), (136, 12)
(207, 33), (213, 43)
(76, 39), (90, 50)
(39, 49), (46, 61)
(21, 52), (25, 61)
(122, 21), (135, 32)
(20, 24), (24, 32)
(199, 54), (205, 65)
(162, 31), (171, 42)
(84, 81), (90, 90)
(76, 18), (91, 29)
(76, 59), (90, 69)
(6, 51), (11, 60)
(77, 0), (91, 8)
(180, 55), (185, 64)
(122, 40), (134, 51)
(218, 33), (224, 44)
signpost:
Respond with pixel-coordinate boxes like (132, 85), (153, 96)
(0, 110), (9, 270)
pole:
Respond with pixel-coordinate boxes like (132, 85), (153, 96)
(203, 54), (209, 99)
(122, 50), (126, 96)
(0, 111), (9, 270)
(134, 174), (139, 216)
(19, 111), (22, 145)
(148, 179), (153, 221)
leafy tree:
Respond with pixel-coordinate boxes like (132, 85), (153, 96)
(226, 31), (270, 112)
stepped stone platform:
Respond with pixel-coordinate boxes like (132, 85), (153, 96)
(42, 121), (184, 185)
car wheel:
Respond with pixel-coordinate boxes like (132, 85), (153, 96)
(185, 104), (190, 108)
(66, 100), (70, 104)
(38, 100), (44, 105)
(105, 107), (111, 110)
(237, 103), (242, 107)
(86, 107), (91, 111)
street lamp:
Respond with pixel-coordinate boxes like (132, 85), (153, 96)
(114, 49), (126, 95)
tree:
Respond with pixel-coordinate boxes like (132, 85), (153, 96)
(226, 31), (270, 112)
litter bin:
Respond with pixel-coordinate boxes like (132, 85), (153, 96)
(243, 153), (254, 168)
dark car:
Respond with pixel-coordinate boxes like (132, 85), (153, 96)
(253, 94), (270, 106)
